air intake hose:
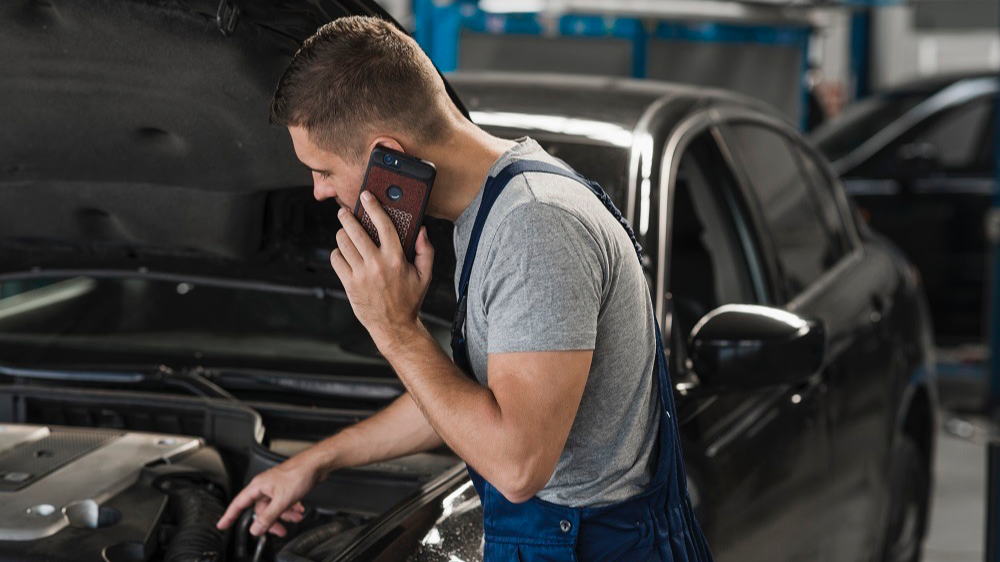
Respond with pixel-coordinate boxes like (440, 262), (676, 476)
(163, 482), (228, 562)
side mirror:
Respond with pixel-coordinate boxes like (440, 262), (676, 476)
(688, 305), (826, 389)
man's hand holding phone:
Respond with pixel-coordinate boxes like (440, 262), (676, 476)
(331, 191), (435, 349)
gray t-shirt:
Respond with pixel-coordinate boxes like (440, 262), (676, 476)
(453, 136), (660, 507)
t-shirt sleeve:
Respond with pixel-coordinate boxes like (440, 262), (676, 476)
(481, 201), (605, 354)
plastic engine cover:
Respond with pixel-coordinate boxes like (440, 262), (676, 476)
(0, 423), (228, 562)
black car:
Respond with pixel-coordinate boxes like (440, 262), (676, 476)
(0, 2), (937, 562)
(811, 72), (998, 348)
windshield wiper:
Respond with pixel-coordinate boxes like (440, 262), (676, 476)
(0, 268), (343, 299)
(195, 367), (404, 402)
(0, 363), (239, 402)
(0, 362), (403, 403)
(0, 363), (150, 383)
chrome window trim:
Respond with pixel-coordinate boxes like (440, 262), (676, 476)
(708, 125), (772, 307)
(655, 109), (718, 326)
(627, 96), (673, 232)
(705, 112), (785, 305)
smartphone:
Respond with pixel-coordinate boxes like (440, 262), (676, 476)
(352, 146), (436, 263)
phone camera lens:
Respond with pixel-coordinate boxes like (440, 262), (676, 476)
(382, 154), (393, 165)
(387, 185), (403, 201)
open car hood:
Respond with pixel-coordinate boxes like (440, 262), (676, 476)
(0, 0), (464, 318)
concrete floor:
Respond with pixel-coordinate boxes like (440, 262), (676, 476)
(923, 416), (988, 562)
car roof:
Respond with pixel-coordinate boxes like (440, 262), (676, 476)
(448, 71), (783, 145)
(880, 70), (999, 96)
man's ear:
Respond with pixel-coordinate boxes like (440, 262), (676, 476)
(369, 136), (405, 154)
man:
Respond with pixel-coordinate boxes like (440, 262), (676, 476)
(216, 15), (712, 560)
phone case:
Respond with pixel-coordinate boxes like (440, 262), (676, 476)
(353, 147), (435, 263)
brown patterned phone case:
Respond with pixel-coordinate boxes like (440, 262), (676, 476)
(352, 147), (436, 263)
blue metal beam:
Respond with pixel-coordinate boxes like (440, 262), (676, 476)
(428, 2), (463, 72)
(413, 0), (434, 54)
(632, 19), (648, 79)
(848, 8), (872, 100)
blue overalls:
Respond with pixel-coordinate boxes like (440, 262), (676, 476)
(450, 159), (715, 562)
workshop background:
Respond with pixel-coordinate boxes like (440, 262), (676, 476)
(3, 0), (1000, 561)
(376, 1), (1000, 560)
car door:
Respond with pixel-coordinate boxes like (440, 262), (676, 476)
(665, 125), (832, 562)
(719, 113), (897, 562)
(844, 90), (998, 345)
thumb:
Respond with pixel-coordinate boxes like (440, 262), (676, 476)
(414, 227), (434, 283)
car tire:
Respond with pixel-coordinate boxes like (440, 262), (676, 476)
(881, 435), (930, 562)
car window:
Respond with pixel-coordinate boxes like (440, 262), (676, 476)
(976, 104), (997, 173)
(669, 132), (762, 342)
(859, 96), (996, 178)
(728, 124), (844, 300)
(910, 97), (994, 173)
(811, 92), (929, 163)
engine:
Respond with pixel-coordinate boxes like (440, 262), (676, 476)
(0, 423), (230, 562)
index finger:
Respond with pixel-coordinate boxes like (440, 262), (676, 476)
(216, 484), (264, 530)
(360, 192), (403, 255)
(338, 208), (379, 260)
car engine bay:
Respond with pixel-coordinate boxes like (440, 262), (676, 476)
(0, 383), (469, 562)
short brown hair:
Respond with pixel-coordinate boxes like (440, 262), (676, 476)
(269, 16), (453, 160)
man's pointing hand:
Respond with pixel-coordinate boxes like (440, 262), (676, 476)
(216, 452), (321, 537)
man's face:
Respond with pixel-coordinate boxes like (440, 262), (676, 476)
(288, 125), (367, 209)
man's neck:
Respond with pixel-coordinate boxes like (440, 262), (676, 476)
(419, 121), (518, 223)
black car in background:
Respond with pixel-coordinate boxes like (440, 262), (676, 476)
(811, 73), (998, 350)
(0, 2), (936, 561)
(451, 72), (938, 562)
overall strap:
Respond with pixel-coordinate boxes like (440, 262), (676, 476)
(450, 159), (642, 380)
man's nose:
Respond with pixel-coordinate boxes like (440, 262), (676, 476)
(313, 180), (335, 202)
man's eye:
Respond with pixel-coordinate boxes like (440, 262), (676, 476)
(319, 172), (332, 180)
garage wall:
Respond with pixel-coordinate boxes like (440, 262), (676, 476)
(873, 3), (1000, 90)
(810, 9), (851, 89)
(644, 39), (804, 122)
(458, 33), (634, 77)
(378, 0), (415, 28)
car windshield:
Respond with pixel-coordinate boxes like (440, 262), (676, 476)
(0, 275), (449, 374)
(811, 92), (930, 163)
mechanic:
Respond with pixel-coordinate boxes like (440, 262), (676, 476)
(216, 15), (713, 561)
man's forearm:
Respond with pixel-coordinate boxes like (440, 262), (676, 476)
(304, 391), (444, 480)
(374, 322), (538, 498)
